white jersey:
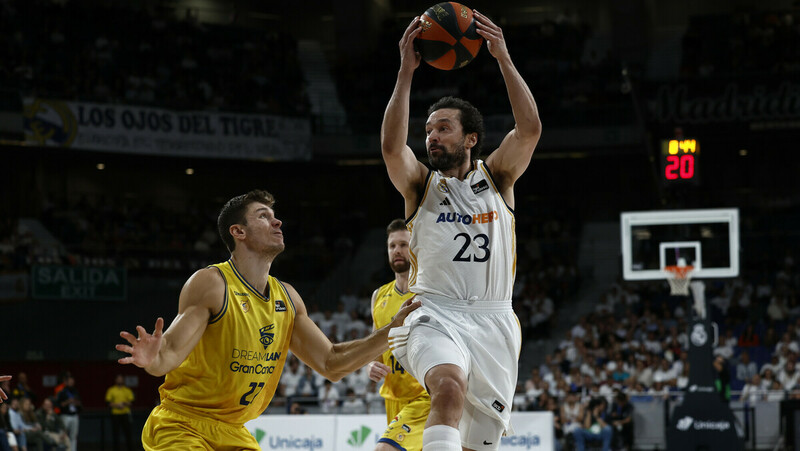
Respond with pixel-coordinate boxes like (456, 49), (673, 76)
(407, 160), (516, 302)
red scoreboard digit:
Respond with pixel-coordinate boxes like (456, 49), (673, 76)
(661, 139), (699, 184)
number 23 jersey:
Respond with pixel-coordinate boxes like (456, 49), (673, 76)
(158, 259), (295, 424)
(408, 160), (516, 302)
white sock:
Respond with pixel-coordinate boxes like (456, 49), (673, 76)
(422, 425), (462, 451)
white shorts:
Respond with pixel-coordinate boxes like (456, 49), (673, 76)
(389, 294), (521, 449)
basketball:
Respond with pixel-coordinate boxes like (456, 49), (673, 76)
(416, 2), (483, 70)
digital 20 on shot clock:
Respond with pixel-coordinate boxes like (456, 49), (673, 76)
(661, 138), (699, 183)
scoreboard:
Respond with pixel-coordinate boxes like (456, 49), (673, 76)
(660, 138), (699, 184)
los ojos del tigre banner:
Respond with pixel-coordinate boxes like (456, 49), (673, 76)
(22, 98), (311, 161)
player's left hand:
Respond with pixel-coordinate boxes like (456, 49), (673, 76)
(0, 375), (10, 403)
(390, 297), (421, 328)
(473, 10), (509, 60)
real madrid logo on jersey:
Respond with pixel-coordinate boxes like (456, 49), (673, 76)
(260, 324), (275, 349)
(437, 179), (449, 193)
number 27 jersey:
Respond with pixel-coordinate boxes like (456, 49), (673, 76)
(407, 160), (516, 302)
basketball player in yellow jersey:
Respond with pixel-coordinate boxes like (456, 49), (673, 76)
(381, 11), (541, 451)
(115, 190), (420, 450)
(369, 219), (430, 451)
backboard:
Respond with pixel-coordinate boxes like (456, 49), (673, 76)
(620, 208), (739, 280)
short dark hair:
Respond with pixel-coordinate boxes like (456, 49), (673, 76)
(386, 218), (407, 236)
(217, 190), (276, 253)
(427, 96), (485, 160)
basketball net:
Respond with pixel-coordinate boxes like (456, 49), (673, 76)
(664, 264), (694, 296)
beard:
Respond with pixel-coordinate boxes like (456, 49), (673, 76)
(389, 258), (410, 274)
(428, 142), (468, 171)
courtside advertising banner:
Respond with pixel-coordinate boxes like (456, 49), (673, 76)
(246, 412), (554, 450)
(247, 414), (335, 450)
(22, 98), (312, 161)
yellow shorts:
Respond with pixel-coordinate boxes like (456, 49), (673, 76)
(142, 404), (260, 451)
(380, 394), (431, 451)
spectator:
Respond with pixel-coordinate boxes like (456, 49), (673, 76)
(37, 398), (70, 451)
(738, 324), (760, 347)
(279, 356), (304, 398)
(608, 391), (633, 450)
(339, 388), (366, 415)
(56, 375), (80, 451)
(342, 366), (369, 397)
(364, 380), (385, 415)
(573, 397), (612, 451)
(713, 356), (732, 402)
(288, 402), (306, 415)
(10, 374), (35, 404)
(560, 390), (584, 436)
(766, 380), (786, 402)
(736, 351), (759, 382)
(778, 361), (800, 391)
(8, 398), (31, 450)
(105, 375), (134, 451)
(741, 374), (767, 403)
(0, 402), (17, 450)
(19, 398), (45, 451)
(318, 380), (340, 414)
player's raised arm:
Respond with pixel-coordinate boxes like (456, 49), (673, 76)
(475, 10), (542, 198)
(116, 267), (224, 377)
(286, 282), (420, 381)
(381, 16), (429, 205)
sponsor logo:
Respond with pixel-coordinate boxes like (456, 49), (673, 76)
(275, 299), (287, 312)
(677, 416), (694, 431)
(234, 291), (250, 297)
(690, 323), (707, 347)
(500, 434), (541, 448)
(483, 440), (493, 445)
(439, 197), (451, 206)
(471, 179), (489, 194)
(676, 416), (731, 431)
(231, 349), (282, 361)
(688, 385), (715, 393)
(436, 210), (498, 225)
(260, 324), (276, 349)
(251, 427), (325, 450)
(229, 361), (276, 374)
(347, 425), (371, 447)
(492, 400), (505, 412)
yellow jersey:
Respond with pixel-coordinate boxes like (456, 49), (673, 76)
(158, 259), (295, 424)
(372, 280), (426, 401)
(105, 385), (134, 415)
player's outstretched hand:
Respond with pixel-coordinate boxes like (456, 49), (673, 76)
(399, 16), (422, 71)
(0, 375), (10, 403)
(473, 10), (509, 60)
(390, 297), (421, 328)
(116, 317), (165, 369)
(367, 361), (391, 382)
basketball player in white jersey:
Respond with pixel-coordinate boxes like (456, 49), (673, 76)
(380, 11), (541, 451)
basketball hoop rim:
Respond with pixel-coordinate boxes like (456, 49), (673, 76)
(664, 265), (694, 279)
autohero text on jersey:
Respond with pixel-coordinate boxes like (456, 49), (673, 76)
(436, 210), (499, 225)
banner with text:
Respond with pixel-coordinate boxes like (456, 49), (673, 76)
(31, 266), (127, 301)
(22, 98), (311, 160)
(246, 412), (554, 450)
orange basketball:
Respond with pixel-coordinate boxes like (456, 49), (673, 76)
(416, 2), (483, 70)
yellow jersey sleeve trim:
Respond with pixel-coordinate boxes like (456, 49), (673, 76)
(208, 265), (228, 324)
(276, 279), (297, 317)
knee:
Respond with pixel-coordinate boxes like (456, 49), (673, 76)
(428, 374), (467, 402)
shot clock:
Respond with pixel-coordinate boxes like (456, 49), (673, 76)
(660, 138), (700, 184)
